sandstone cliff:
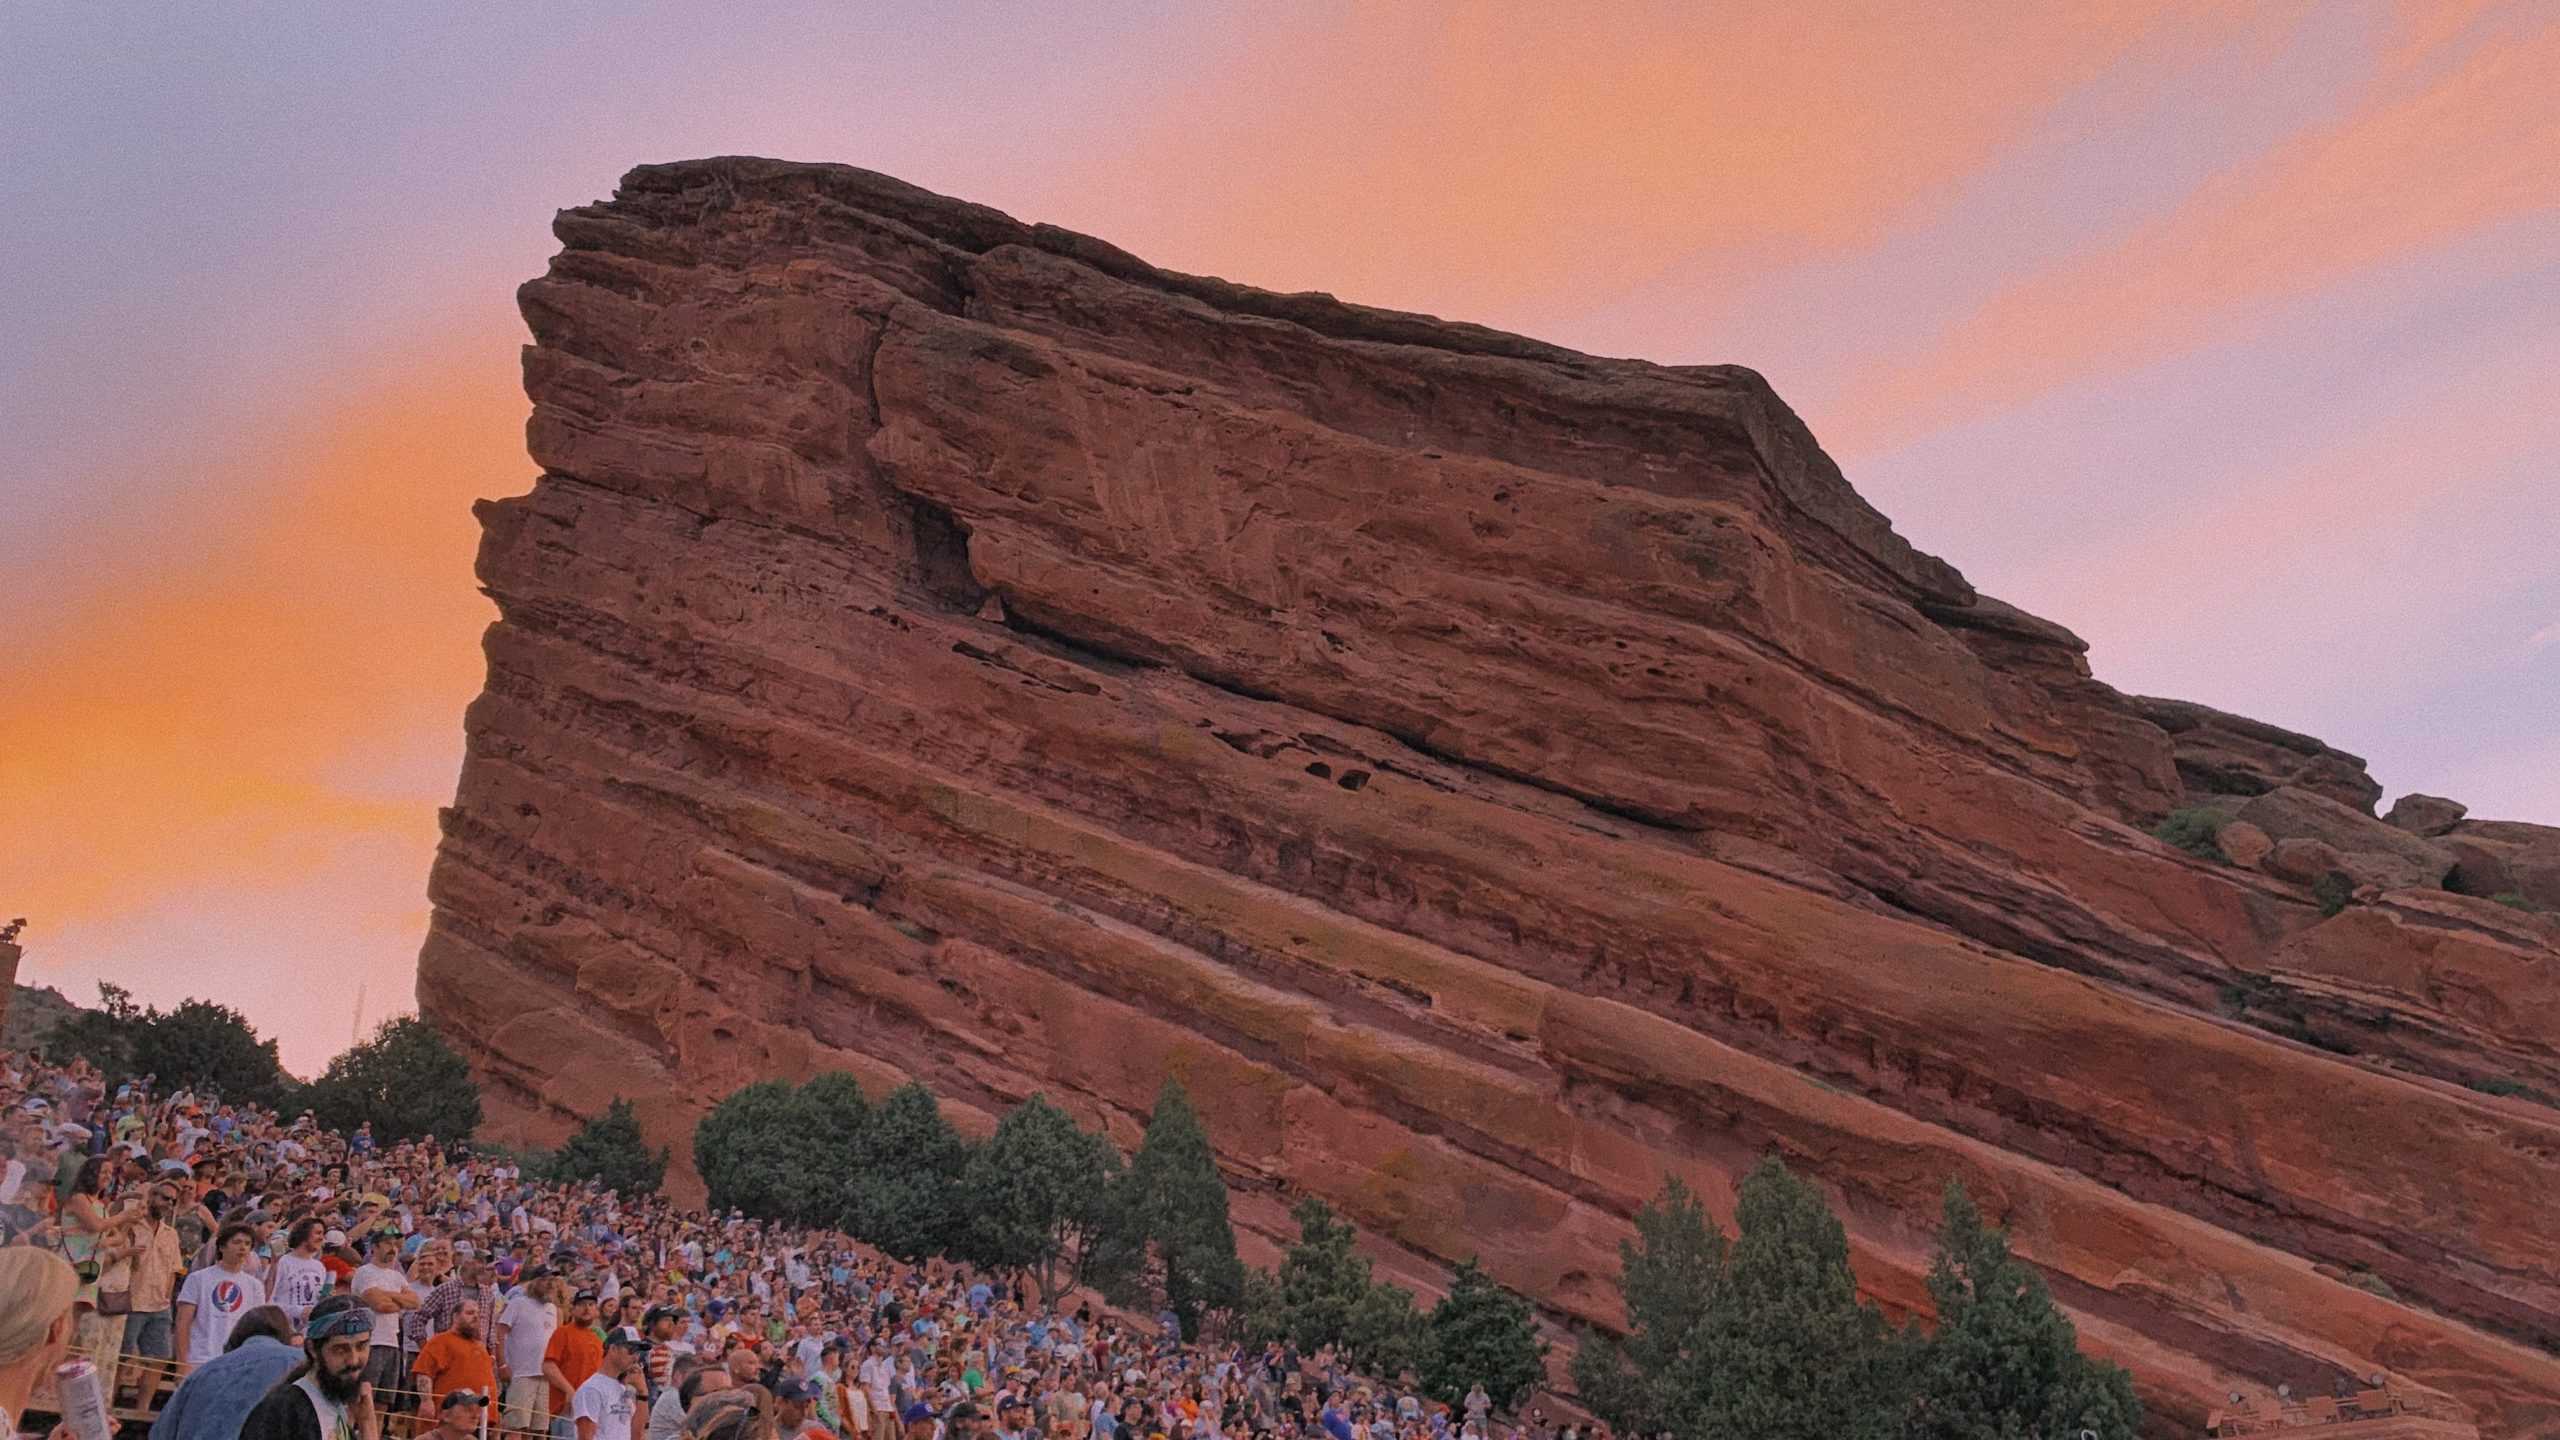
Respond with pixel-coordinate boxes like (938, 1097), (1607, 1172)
(418, 158), (2560, 1436)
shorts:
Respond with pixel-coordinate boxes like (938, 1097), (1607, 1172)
(124, 1307), (176, 1359)
(504, 1375), (553, 1432)
(364, 1346), (413, 1408)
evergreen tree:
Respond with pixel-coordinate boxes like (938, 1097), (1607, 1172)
(1423, 1258), (1547, 1410)
(300, 1014), (480, 1144)
(963, 1094), (1119, 1298)
(1692, 1157), (1900, 1440)
(1571, 1176), (1725, 1435)
(1101, 1077), (1245, 1337)
(797, 1072), (873, 1224)
(1263, 1197), (1377, 1353)
(694, 1080), (813, 1220)
(1349, 1277), (1432, 1383)
(845, 1081), (972, 1260)
(549, 1097), (669, 1197)
(1904, 1183), (2141, 1440)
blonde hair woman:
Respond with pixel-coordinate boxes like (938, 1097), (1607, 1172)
(0, 1246), (80, 1440)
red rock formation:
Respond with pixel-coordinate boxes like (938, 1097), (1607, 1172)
(418, 158), (2560, 1437)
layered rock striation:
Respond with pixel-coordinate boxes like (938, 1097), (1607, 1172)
(420, 158), (2560, 1436)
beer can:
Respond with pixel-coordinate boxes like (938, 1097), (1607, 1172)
(53, 1357), (114, 1440)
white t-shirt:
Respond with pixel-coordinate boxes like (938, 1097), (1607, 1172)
(351, 1262), (418, 1348)
(573, 1371), (637, 1440)
(177, 1262), (267, 1361)
(272, 1252), (333, 1326)
(499, 1292), (559, 1378)
(860, 1356), (895, 1407)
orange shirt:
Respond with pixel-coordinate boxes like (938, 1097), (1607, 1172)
(414, 1331), (497, 1406)
(544, 1325), (603, 1414)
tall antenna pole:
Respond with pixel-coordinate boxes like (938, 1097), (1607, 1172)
(352, 978), (367, 1047)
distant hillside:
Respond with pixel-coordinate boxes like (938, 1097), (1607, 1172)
(5, 982), (90, 1051)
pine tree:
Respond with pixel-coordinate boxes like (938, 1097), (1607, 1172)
(963, 1094), (1120, 1298)
(1423, 1258), (1547, 1409)
(845, 1081), (972, 1260)
(693, 1080), (812, 1220)
(1264, 1197), (1377, 1352)
(1103, 1077), (1244, 1337)
(1905, 1183), (2141, 1440)
(797, 1072), (873, 1225)
(549, 1097), (669, 1196)
(1571, 1176), (1725, 1435)
(1694, 1157), (1901, 1440)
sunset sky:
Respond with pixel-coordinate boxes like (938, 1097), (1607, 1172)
(6, 1), (2556, 1075)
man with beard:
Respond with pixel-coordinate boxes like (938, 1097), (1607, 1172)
(414, 1299), (498, 1413)
(239, 1293), (381, 1440)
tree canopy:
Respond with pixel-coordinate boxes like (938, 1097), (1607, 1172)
(964, 1093), (1120, 1298)
(549, 1097), (669, 1197)
(1423, 1258), (1547, 1410)
(1905, 1183), (2140, 1440)
(46, 982), (290, 1107)
(297, 1014), (482, 1144)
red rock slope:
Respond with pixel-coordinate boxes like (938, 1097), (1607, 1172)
(418, 158), (2560, 1436)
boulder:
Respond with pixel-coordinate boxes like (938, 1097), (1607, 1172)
(2384, 792), (2469, 836)
(2239, 786), (2457, 891)
(2216, 820), (2274, 870)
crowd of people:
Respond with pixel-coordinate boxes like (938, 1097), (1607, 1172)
(0, 1046), (1553, 1440)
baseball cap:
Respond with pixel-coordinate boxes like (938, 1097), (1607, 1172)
(324, 1230), (348, 1247)
(440, 1390), (491, 1411)
(903, 1403), (938, 1423)
(574, 1288), (600, 1304)
(772, 1377), (819, 1402)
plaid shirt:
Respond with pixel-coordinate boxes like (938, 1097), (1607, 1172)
(412, 1276), (503, 1352)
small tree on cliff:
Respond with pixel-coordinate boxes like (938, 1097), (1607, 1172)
(550, 1097), (669, 1197)
(1423, 1258), (1547, 1410)
(1904, 1182), (2140, 1440)
(1097, 1077), (1244, 1338)
(1572, 1176), (1724, 1434)
(963, 1094), (1121, 1299)
(1575, 1162), (1900, 1440)
(1249, 1196), (1430, 1377)
(302, 1014), (481, 1144)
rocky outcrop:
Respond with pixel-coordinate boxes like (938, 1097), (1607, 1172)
(2386, 794), (2469, 837)
(2238, 788), (2460, 892)
(2130, 697), (2386, 813)
(418, 159), (2560, 1437)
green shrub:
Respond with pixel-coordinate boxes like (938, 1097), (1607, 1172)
(2312, 872), (2354, 916)
(2492, 891), (2537, 912)
(2149, 808), (2230, 862)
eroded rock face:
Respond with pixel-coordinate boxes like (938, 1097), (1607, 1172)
(419, 159), (2560, 1437)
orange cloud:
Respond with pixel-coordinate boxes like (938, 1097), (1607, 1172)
(1, 331), (521, 946)
(1825, 6), (2560, 455)
(1049, 2), (2254, 335)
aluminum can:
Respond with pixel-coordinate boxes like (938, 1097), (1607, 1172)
(53, 1357), (114, 1440)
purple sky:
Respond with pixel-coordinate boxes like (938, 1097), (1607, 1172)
(5, 1), (2554, 1073)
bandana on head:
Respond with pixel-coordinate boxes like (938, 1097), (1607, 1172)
(307, 1306), (375, 1342)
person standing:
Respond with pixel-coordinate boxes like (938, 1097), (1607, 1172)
(498, 1272), (563, 1435)
(174, 1223), (269, 1372)
(270, 1219), (335, 1334)
(414, 1300), (498, 1415)
(117, 1177), (187, 1405)
(238, 1294), (382, 1440)
(147, 1305), (300, 1440)
(569, 1332), (643, 1440)
(544, 1290), (607, 1440)
(351, 1230), (421, 1403)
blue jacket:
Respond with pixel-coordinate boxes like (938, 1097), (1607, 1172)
(151, 1335), (302, 1440)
